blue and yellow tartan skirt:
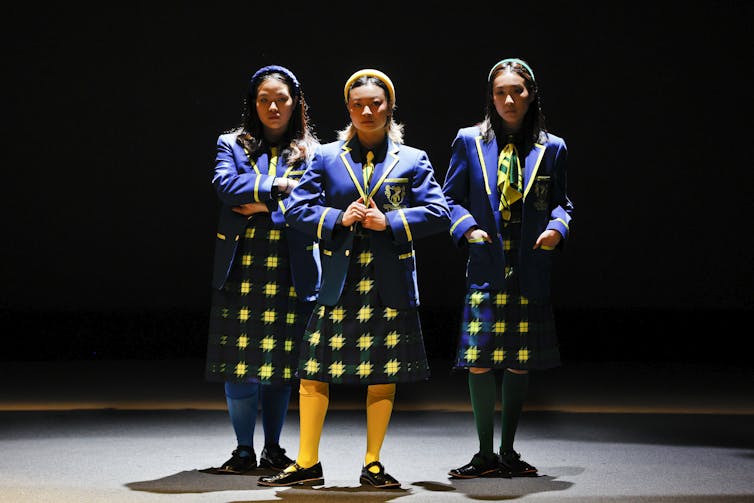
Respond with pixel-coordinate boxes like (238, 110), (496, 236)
(297, 234), (430, 385)
(205, 215), (314, 384)
(454, 216), (560, 371)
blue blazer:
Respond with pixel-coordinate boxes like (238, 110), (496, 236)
(210, 132), (320, 301)
(442, 126), (573, 300)
(284, 137), (450, 308)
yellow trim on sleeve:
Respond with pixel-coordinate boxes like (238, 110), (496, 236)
(555, 217), (570, 231)
(398, 209), (412, 242)
(217, 233), (226, 240)
(254, 176), (262, 202)
(398, 251), (415, 260)
(317, 207), (331, 240)
(449, 214), (472, 235)
(322, 249), (332, 256)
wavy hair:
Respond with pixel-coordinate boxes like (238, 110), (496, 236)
(232, 71), (318, 166)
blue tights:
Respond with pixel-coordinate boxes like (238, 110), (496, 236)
(224, 381), (292, 450)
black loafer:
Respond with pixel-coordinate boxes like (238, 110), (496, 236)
(259, 444), (294, 470)
(258, 462), (324, 487)
(448, 453), (501, 479)
(360, 461), (400, 489)
(499, 450), (538, 477)
(217, 446), (257, 474)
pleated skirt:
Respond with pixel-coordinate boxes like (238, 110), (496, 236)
(297, 234), (430, 384)
(205, 216), (314, 384)
(454, 212), (560, 371)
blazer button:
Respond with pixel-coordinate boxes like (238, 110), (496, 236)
(345, 250), (351, 256)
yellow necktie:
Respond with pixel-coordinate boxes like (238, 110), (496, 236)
(363, 151), (374, 204)
(268, 147), (278, 176)
(497, 142), (522, 221)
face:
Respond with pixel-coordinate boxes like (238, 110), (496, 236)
(347, 83), (390, 135)
(492, 70), (533, 132)
(255, 77), (295, 137)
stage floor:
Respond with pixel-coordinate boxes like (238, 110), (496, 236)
(1, 358), (753, 502)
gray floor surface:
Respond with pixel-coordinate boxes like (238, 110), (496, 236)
(1, 358), (753, 502)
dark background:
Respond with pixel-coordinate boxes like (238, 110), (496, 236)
(3, 3), (753, 363)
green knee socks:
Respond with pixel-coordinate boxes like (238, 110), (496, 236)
(501, 370), (529, 453)
(468, 371), (496, 459)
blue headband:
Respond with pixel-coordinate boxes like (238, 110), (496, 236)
(488, 58), (535, 83)
(250, 65), (301, 96)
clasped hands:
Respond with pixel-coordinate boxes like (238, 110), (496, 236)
(341, 197), (387, 231)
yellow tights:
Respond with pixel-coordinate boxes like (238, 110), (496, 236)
(365, 383), (396, 471)
(295, 379), (395, 473)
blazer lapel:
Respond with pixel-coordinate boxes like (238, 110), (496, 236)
(338, 140), (369, 201)
(367, 140), (400, 202)
(522, 143), (546, 200)
(247, 149), (283, 176)
(474, 135), (500, 214)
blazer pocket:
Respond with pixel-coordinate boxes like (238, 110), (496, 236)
(467, 241), (493, 289)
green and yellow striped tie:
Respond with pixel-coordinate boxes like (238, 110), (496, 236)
(497, 142), (522, 221)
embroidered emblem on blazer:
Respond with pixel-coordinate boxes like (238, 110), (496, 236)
(533, 175), (550, 211)
(383, 184), (406, 211)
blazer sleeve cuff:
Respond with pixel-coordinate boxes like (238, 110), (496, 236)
(546, 217), (569, 240)
(449, 213), (478, 245)
(316, 207), (341, 241)
(385, 209), (413, 243)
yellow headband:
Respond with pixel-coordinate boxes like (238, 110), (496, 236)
(343, 69), (395, 105)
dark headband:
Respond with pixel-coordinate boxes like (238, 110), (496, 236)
(250, 65), (301, 96)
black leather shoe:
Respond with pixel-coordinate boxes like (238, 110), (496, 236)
(499, 450), (538, 477)
(259, 444), (294, 470)
(360, 461), (400, 488)
(257, 462), (324, 487)
(448, 453), (500, 479)
(217, 446), (256, 474)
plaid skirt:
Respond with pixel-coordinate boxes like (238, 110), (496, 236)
(205, 215), (314, 384)
(297, 233), (430, 384)
(454, 213), (560, 371)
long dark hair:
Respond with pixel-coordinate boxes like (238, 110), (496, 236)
(480, 59), (547, 148)
(233, 70), (318, 166)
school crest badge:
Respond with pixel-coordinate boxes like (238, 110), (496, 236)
(384, 184), (406, 211)
(533, 176), (550, 211)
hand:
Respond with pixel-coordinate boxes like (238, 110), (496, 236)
(285, 178), (298, 193)
(275, 177), (297, 195)
(533, 229), (562, 250)
(362, 198), (387, 231)
(232, 202), (269, 216)
(464, 227), (491, 243)
(341, 198), (367, 227)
